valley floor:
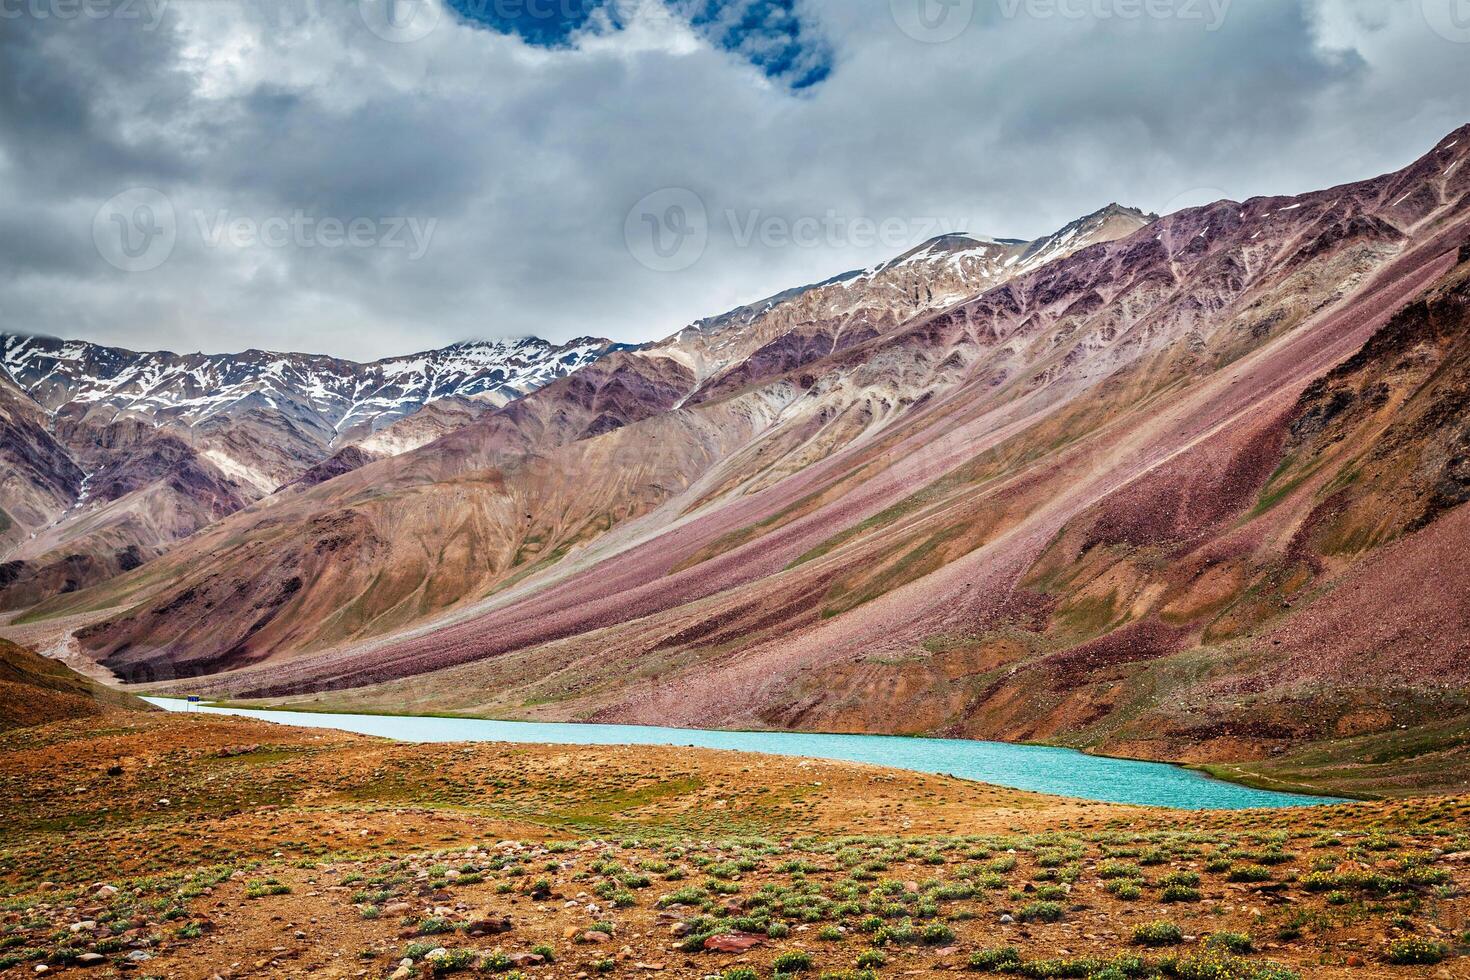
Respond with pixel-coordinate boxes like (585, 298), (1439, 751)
(2, 713), (1469, 978)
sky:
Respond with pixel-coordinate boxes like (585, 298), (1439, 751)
(1, 0), (1469, 361)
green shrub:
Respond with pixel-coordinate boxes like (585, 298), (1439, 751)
(1018, 900), (1064, 923)
(245, 880), (291, 899)
(1384, 937), (1448, 965)
(1206, 932), (1252, 954)
(773, 950), (814, 972)
(1132, 920), (1183, 947)
(968, 946), (1022, 972)
(1160, 884), (1200, 903)
(1226, 866), (1272, 883)
(1108, 881), (1142, 900)
(855, 950), (886, 968)
(921, 922), (955, 945)
(1163, 950), (1299, 980)
(430, 949), (479, 974)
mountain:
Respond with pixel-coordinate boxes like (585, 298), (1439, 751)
(0, 636), (152, 730)
(16, 203), (1152, 682)
(16, 127), (1470, 782)
(0, 369), (83, 558)
(1, 335), (631, 477)
(0, 335), (629, 609)
(661, 204), (1154, 402)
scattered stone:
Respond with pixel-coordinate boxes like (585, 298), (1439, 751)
(465, 916), (512, 936)
(703, 933), (764, 953)
(507, 953), (545, 968)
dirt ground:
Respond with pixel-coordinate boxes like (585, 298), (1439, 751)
(2, 712), (1469, 979)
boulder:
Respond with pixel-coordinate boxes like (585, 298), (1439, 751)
(702, 933), (765, 953)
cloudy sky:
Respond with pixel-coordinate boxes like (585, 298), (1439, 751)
(1, 0), (1468, 361)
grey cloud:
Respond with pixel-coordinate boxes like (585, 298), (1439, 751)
(0, 0), (1466, 360)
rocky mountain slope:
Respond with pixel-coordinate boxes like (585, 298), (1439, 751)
(0, 335), (627, 609)
(0, 636), (151, 730)
(12, 127), (1470, 778)
(13, 205), (1154, 682)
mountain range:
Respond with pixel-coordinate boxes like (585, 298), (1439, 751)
(4, 126), (1470, 785)
(0, 335), (627, 607)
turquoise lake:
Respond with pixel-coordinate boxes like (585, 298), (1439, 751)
(145, 698), (1344, 811)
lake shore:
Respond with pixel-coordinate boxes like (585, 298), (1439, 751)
(145, 697), (1344, 811)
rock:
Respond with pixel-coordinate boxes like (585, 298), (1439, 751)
(702, 933), (764, 953)
(125, 951), (152, 963)
(507, 953), (545, 968)
(999, 914), (1015, 925)
(902, 881), (920, 894)
(70, 920), (97, 933)
(93, 885), (118, 899)
(579, 931), (612, 944)
(670, 923), (693, 936)
(390, 968), (411, 980)
(75, 954), (105, 966)
(383, 902), (411, 915)
(465, 916), (513, 936)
